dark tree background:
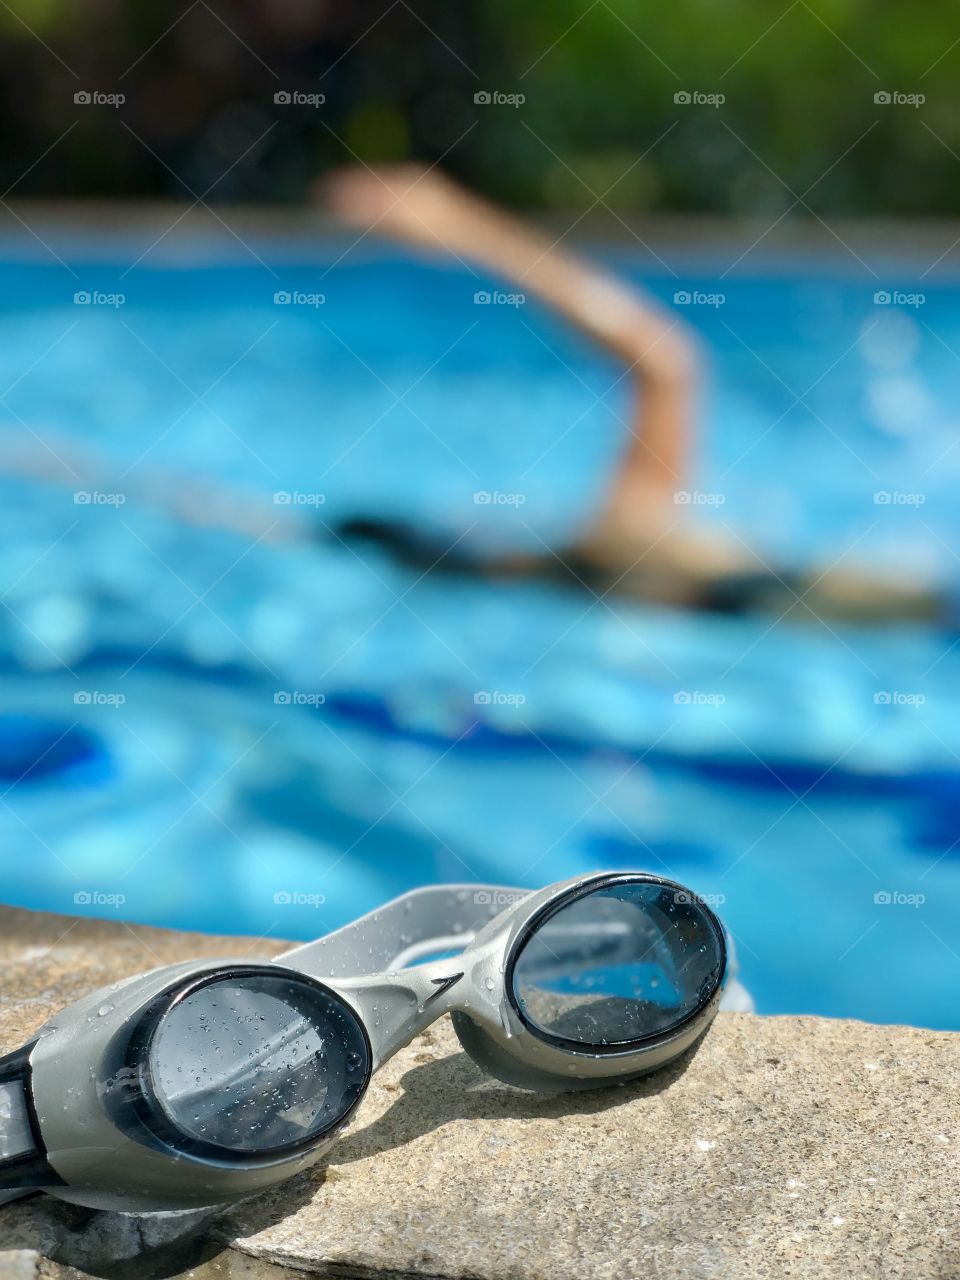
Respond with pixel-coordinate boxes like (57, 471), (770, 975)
(0, 0), (957, 216)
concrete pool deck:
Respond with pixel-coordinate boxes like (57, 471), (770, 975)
(0, 905), (956, 1280)
(6, 201), (960, 273)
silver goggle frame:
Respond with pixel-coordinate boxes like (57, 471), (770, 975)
(0, 871), (746, 1212)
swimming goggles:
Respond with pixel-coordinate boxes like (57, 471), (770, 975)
(0, 871), (746, 1213)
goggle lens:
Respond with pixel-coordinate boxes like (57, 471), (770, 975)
(148, 972), (370, 1155)
(511, 881), (725, 1049)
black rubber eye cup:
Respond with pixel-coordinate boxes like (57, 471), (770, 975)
(507, 876), (726, 1053)
(120, 966), (371, 1164)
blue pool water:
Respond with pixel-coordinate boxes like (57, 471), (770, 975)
(0, 229), (958, 1030)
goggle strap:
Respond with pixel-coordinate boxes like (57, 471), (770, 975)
(279, 883), (528, 978)
(0, 1041), (66, 1197)
(0, 1187), (33, 1205)
(0, 1079), (34, 1162)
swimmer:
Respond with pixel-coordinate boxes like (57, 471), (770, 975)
(321, 164), (943, 624)
(0, 172), (941, 626)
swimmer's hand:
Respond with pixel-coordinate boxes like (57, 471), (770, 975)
(320, 164), (473, 254)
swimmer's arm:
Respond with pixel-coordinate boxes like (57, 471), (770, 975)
(322, 166), (697, 539)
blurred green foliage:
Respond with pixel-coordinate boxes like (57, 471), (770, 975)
(475, 0), (960, 215)
(0, 0), (958, 214)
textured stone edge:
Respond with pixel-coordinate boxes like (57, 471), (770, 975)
(0, 1245), (317, 1280)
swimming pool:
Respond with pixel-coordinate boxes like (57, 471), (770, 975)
(0, 227), (957, 1030)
